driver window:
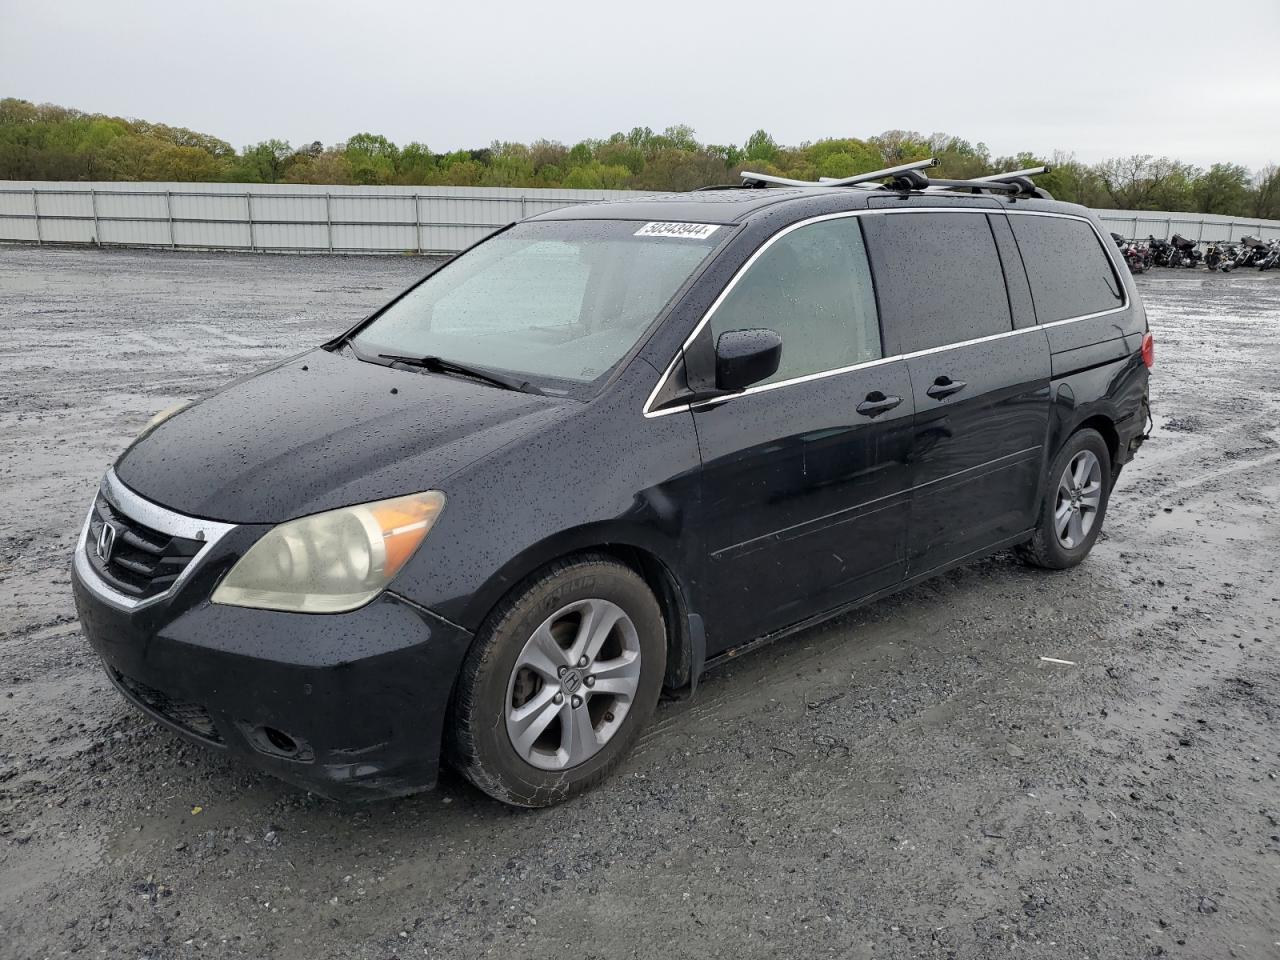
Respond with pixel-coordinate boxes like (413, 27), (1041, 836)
(708, 218), (881, 386)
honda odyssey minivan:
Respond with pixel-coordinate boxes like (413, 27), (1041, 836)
(72, 162), (1152, 807)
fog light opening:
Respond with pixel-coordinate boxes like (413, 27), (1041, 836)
(261, 726), (299, 756)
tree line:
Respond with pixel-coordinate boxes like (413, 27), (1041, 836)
(2, 98), (1277, 219)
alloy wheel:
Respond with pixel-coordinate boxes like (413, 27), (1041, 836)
(1054, 450), (1102, 549)
(504, 598), (642, 770)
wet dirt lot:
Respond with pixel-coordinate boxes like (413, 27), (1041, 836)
(1, 246), (1278, 960)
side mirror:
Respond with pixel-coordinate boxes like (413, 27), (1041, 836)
(715, 328), (782, 392)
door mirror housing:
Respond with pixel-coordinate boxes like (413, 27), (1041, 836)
(715, 329), (782, 392)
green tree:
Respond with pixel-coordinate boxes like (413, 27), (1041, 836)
(342, 133), (399, 185)
(869, 130), (932, 165)
(1254, 165), (1280, 220)
(743, 129), (779, 163)
(1193, 163), (1251, 216)
(802, 138), (883, 180)
(232, 139), (292, 182)
(1096, 155), (1196, 211)
(396, 142), (437, 183)
(283, 151), (354, 185)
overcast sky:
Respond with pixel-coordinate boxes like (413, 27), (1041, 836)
(3, 0), (1278, 170)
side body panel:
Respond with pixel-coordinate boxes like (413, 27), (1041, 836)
(690, 362), (916, 651)
(1008, 207), (1152, 473)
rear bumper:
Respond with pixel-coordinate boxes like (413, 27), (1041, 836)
(73, 563), (473, 801)
(1115, 389), (1152, 472)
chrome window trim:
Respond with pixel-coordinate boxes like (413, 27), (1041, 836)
(74, 467), (237, 612)
(641, 206), (1130, 418)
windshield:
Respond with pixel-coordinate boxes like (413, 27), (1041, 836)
(350, 219), (725, 394)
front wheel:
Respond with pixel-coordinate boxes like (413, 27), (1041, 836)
(446, 554), (666, 807)
(1017, 429), (1112, 570)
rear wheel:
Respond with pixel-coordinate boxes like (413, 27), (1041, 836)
(446, 555), (665, 807)
(1017, 429), (1112, 570)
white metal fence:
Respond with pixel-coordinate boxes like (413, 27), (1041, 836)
(2, 180), (1278, 254)
(1093, 208), (1280, 244)
(0, 181), (638, 254)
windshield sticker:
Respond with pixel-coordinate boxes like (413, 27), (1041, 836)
(634, 222), (721, 240)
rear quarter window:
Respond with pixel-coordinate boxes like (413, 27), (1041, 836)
(861, 212), (1013, 354)
(1008, 215), (1125, 323)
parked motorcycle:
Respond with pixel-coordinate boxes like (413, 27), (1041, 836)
(1148, 235), (1174, 267)
(1238, 236), (1272, 269)
(1112, 232), (1148, 274)
(1257, 240), (1280, 271)
(1205, 240), (1226, 271)
(1170, 234), (1203, 268)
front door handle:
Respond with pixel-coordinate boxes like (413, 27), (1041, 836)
(856, 391), (903, 418)
(926, 376), (967, 400)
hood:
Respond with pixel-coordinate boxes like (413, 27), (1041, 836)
(115, 348), (571, 523)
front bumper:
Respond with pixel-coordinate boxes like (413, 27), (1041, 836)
(72, 557), (474, 801)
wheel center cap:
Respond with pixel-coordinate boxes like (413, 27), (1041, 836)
(560, 669), (583, 695)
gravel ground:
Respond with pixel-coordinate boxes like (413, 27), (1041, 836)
(1, 246), (1278, 960)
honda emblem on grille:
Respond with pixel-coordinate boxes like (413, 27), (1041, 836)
(96, 522), (117, 563)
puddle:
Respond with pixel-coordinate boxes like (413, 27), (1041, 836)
(1148, 507), (1262, 543)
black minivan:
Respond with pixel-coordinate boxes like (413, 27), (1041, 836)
(72, 166), (1153, 807)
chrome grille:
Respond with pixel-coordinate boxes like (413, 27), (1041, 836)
(85, 492), (204, 601)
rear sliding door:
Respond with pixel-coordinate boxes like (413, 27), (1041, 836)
(860, 210), (1051, 574)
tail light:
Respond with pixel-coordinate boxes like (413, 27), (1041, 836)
(1141, 333), (1155, 369)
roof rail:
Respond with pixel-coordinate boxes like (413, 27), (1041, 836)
(740, 157), (938, 189)
(738, 159), (1054, 199)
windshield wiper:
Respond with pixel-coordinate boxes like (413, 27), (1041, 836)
(377, 353), (542, 395)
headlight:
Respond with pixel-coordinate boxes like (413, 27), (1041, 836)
(212, 491), (446, 613)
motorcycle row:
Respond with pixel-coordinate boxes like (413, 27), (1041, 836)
(1111, 232), (1280, 274)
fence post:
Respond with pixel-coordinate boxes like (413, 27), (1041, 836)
(520, 196), (527, 219)
(165, 190), (176, 248)
(414, 194), (422, 255)
(90, 187), (100, 244)
(245, 192), (255, 251)
(31, 188), (42, 244)
(325, 192), (333, 253)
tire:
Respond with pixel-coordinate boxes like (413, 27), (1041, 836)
(445, 554), (666, 807)
(1016, 428), (1112, 570)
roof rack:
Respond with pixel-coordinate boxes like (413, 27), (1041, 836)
(740, 157), (938, 189)
(738, 159), (1054, 199)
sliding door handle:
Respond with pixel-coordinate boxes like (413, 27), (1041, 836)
(926, 376), (967, 400)
(856, 392), (903, 418)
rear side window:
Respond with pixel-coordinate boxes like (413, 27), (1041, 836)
(862, 212), (1012, 354)
(1007, 215), (1124, 323)
(708, 217), (881, 385)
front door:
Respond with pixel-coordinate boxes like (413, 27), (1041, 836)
(689, 216), (916, 652)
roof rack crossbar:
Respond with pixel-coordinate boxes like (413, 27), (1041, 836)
(922, 176), (1019, 195)
(740, 157), (938, 189)
(971, 165), (1052, 183)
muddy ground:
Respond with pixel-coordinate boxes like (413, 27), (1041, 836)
(0, 246), (1277, 960)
